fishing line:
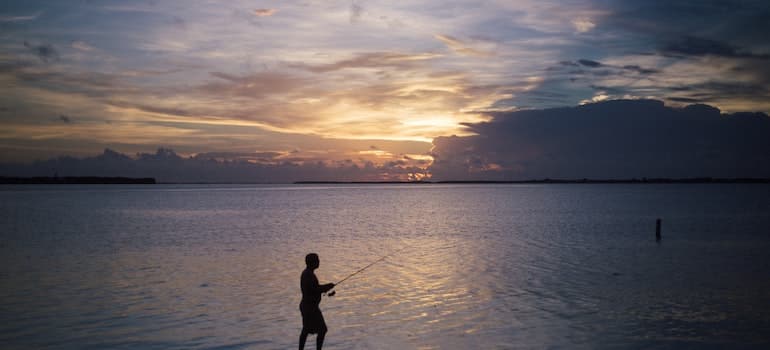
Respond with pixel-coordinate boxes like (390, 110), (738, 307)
(325, 245), (411, 297)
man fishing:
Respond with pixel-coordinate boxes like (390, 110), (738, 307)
(299, 253), (335, 350)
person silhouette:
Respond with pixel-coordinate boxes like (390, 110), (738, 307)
(299, 253), (335, 350)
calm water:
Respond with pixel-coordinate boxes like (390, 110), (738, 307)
(1, 184), (770, 349)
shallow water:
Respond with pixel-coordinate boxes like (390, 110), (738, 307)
(1, 184), (770, 349)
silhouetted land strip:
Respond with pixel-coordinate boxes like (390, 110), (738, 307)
(295, 181), (432, 184)
(437, 178), (770, 184)
(0, 176), (156, 184)
(296, 178), (770, 184)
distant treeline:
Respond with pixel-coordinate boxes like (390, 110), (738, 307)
(0, 176), (156, 184)
(296, 178), (770, 184)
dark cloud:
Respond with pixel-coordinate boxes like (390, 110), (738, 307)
(350, 1), (363, 24)
(521, 1), (770, 110)
(683, 81), (770, 104)
(171, 16), (187, 29)
(577, 59), (602, 68)
(23, 41), (59, 63)
(0, 148), (430, 183)
(668, 97), (701, 103)
(661, 36), (770, 59)
(603, 1), (770, 40)
(622, 65), (660, 75)
(429, 99), (770, 180)
(520, 59), (662, 110)
(193, 151), (284, 161)
(564, 60), (660, 76)
(662, 36), (739, 57)
(58, 115), (72, 123)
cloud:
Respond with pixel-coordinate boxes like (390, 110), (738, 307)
(71, 40), (95, 52)
(579, 93), (609, 105)
(577, 59), (602, 68)
(572, 18), (596, 33)
(289, 51), (440, 73)
(621, 65), (659, 75)
(508, 1), (770, 112)
(253, 8), (277, 17)
(23, 41), (59, 63)
(535, 45), (770, 112)
(0, 12), (40, 22)
(193, 151), (285, 162)
(0, 49), (487, 144)
(499, 57), (664, 110)
(434, 34), (493, 57)
(661, 36), (770, 59)
(668, 97), (700, 103)
(350, 1), (363, 24)
(200, 71), (307, 98)
(6, 64), (128, 97)
(4, 0), (769, 169)
(58, 115), (72, 123)
(429, 99), (770, 180)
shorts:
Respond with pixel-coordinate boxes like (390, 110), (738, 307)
(299, 302), (327, 334)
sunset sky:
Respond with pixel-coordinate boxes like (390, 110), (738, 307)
(1, 1), (770, 182)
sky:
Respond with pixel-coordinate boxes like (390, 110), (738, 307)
(1, 0), (769, 182)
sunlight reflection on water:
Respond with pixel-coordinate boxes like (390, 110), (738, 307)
(1, 184), (770, 349)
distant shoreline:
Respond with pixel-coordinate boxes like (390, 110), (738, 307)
(295, 178), (770, 184)
(2, 177), (769, 185)
(0, 176), (156, 184)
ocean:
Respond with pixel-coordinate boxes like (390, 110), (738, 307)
(1, 184), (769, 349)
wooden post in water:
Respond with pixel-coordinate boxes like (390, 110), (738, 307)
(655, 218), (662, 242)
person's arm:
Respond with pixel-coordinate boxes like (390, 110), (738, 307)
(304, 273), (334, 294)
(320, 283), (335, 293)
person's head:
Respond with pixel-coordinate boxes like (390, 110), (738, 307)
(305, 253), (319, 270)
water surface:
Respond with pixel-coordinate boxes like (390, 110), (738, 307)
(1, 184), (769, 349)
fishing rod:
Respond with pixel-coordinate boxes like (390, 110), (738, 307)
(326, 245), (410, 297)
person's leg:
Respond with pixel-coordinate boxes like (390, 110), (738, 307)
(299, 329), (308, 350)
(315, 311), (328, 350)
(316, 328), (326, 350)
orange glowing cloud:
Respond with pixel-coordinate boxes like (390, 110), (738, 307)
(253, 8), (277, 17)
